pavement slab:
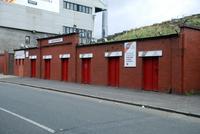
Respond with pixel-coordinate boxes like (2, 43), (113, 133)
(0, 74), (200, 118)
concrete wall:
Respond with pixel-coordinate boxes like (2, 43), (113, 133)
(0, 0), (105, 34)
(0, 26), (54, 53)
(0, 0), (106, 52)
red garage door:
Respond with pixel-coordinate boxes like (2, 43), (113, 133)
(61, 59), (68, 81)
(143, 57), (158, 91)
(108, 57), (119, 87)
(31, 59), (36, 77)
(44, 59), (51, 80)
(19, 59), (24, 77)
(82, 58), (91, 84)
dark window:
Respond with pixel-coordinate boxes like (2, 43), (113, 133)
(63, 26), (92, 39)
(66, 2), (70, 9)
(63, 1), (92, 14)
(73, 4), (77, 11)
(66, 27), (70, 34)
(25, 36), (30, 44)
(89, 8), (92, 14)
(69, 3), (73, 10)
(82, 6), (86, 13)
(85, 7), (89, 14)
(79, 5), (82, 12)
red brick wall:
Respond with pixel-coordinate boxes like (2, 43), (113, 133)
(13, 28), (200, 94)
(182, 27), (200, 93)
(77, 43), (123, 86)
(0, 54), (4, 74)
(77, 37), (179, 92)
(23, 48), (40, 78)
(14, 33), (79, 82)
(0, 51), (11, 75)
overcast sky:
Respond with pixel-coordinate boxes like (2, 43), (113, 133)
(94, 0), (200, 38)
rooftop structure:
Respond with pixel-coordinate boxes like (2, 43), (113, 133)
(0, 0), (107, 52)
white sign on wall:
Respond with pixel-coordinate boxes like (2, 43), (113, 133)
(25, 51), (29, 58)
(79, 53), (93, 59)
(104, 51), (122, 57)
(29, 55), (37, 59)
(124, 42), (137, 67)
(59, 54), (70, 59)
(43, 55), (52, 59)
(138, 50), (162, 57)
(15, 50), (25, 59)
(5, 0), (60, 13)
(48, 38), (63, 44)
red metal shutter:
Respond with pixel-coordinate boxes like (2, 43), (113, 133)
(143, 57), (158, 91)
(44, 59), (51, 80)
(82, 58), (91, 84)
(61, 59), (69, 81)
(108, 57), (119, 87)
(31, 59), (36, 77)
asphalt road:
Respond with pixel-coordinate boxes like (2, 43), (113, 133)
(0, 82), (200, 134)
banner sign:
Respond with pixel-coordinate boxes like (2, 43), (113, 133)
(124, 42), (136, 67)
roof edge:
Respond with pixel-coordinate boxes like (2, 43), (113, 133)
(180, 25), (200, 31)
(37, 33), (79, 40)
(78, 34), (179, 47)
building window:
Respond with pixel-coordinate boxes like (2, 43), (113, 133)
(25, 36), (30, 44)
(73, 4), (77, 11)
(63, 26), (92, 38)
(85, 7), (89, 14)
(69, 3), (73, 10)
(63, 1), (92, 14)
(89, 8), (92, 14)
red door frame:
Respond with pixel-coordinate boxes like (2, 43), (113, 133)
(143, 57), (158, 91)
(44, 59), (51, 80)
(31, 59), (36, 77)
(108, 57), (120, 87)
(61, 58), (69, 81)
(82, 58), (91, 84)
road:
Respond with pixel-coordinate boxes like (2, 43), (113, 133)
(0, 82), (200, 134)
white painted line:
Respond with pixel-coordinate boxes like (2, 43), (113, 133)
(0, 107), (55, 133)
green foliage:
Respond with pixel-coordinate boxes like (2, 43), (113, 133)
(106, 14), (200, 42)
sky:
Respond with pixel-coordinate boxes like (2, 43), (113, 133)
(94, 0), (200, 38)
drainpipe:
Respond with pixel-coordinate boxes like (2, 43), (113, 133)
(181, 28), (185, 94)
(39, 40), (42, 79)
(102, 10), (108, 38)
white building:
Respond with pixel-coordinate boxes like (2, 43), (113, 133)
(0, 0), (107, 52)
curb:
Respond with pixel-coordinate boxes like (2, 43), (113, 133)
(1, 80), (200, 119)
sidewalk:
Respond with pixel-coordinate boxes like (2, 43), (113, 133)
(0, 75), (200, 118)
